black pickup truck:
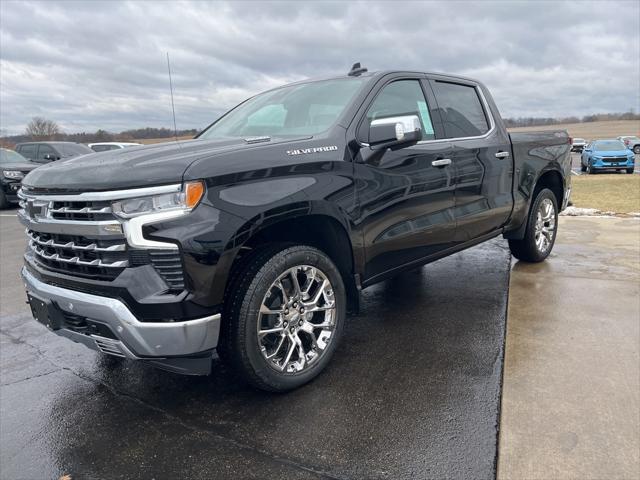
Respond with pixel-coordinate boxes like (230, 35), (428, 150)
(18, 65), (571, 391)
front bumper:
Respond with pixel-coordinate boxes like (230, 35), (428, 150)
(1, 179), (22, 201)
(592, 158), (634, 169)
(21, 267), (221, 375)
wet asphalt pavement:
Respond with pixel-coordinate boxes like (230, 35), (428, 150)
(0, 210), (511, 480)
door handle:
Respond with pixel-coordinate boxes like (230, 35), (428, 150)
(495, 151), (510, 159)
(431, 158), (452, 167)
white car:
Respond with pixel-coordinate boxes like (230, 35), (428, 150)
(617, 136), (640, 154)
(571, 138), (587, 152)
(88, 142), (142, 152)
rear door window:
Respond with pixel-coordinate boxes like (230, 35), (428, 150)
(364, 80), (435, 140)
(431, 81), (490, 138)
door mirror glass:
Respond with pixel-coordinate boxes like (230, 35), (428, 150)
(43, 154), (56, 161)
(369, 115), (422, 150)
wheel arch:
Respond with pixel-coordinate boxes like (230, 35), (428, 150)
(504, 167), (564, 240)
(212, 208), (360, 314)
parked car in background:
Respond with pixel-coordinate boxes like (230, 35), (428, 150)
(15, 142), (93, 163)
(617, 136), (640, 154)
(571, 137), (587, 152)
(0, 148), (40, 208)
(88, 142), (143, 152)
(581, 139), (635, 174)
(18, 67), (572, 391)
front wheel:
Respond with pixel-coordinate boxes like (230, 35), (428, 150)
(586, 161), (595, 174)
(220, 244), (346, 392)
(580, 162), (587, 172)
(627, 168), (635, 174)
(0, 191), (8, 209)
(634, 145), (640, 154)
(508, 188), (558, 262)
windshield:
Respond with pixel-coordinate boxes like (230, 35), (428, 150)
(594, 140), (626, 151)
(199, 78), (366, 139)
(0, 148), (30, 164)
(59, 143), (93, 156)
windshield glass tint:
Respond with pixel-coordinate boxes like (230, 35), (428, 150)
(594, 140), (626, 151)
(200, 78), (366, 139)
(0, 149), (30, 164)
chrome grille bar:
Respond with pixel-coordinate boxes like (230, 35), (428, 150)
(29, 242), (129, 268)
(49, 206), (113, 214)
(27, 230), (126, 252)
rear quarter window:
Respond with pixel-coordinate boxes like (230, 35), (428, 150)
(431, 81), (490, 138)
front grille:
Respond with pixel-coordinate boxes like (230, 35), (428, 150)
(49, 200), (114, 221)
(19, 187), (186, 291)
(603, 156), (628, 163)
(28, 230), (128, 280)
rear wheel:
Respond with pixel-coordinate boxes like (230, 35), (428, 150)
(633, 145), (640, 154)
(508, 188), (558, 263)
(220, 244), (346, 392)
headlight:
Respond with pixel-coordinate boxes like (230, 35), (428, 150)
(112, 180), (205, 218)
(3, 170), (24, 180)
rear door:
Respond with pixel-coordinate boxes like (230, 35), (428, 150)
(428, 78), (513, 241)
(352, 76), (456, 282)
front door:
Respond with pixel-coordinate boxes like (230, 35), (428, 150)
(353, 78), (456, 283)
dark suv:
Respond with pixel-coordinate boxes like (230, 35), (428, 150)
(15, 142), (93, 163)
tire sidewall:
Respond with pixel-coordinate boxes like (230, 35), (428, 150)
(240, 247), (346, 391)
(525, 189), (558, 262)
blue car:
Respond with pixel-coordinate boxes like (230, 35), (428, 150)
(581, 139), (635, 174)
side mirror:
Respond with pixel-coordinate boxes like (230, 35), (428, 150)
(43, 154), (58, 161)
(369, 115), (422, 150)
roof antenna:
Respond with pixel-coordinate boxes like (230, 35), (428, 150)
(348, 62), (367, 77)
(166, 52), (179, 143)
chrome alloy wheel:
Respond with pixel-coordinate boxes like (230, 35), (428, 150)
(257, 265), (337, 374)
(535, 198), (556, 253)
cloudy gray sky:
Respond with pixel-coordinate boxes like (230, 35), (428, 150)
(1, 0), (638, 135)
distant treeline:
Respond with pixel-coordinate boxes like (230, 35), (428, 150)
(1, 127), (199, 147)
(503, 111), (639, 128)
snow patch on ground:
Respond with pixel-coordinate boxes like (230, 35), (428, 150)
(560, 207), (640, 218)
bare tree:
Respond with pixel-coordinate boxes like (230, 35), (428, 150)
(25, 117), (61, 140)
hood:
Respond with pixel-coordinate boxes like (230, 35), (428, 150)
(1, 161), (40, 172)
(594, 149), (633, 156)
(22, 138), (304, 192)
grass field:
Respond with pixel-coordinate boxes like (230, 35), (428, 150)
(508, 120), (640, 140)
(570, 174), (640, 214)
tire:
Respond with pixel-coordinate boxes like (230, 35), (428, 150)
(219, 244), (346, 392)
(580, 162), (587, 172)
(0, 191), (8, 209)
(633, 145), (640, 154)
(627, 168), (635, 174)
(586, 161), (595, 174)
(508, 188), (558, 263)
